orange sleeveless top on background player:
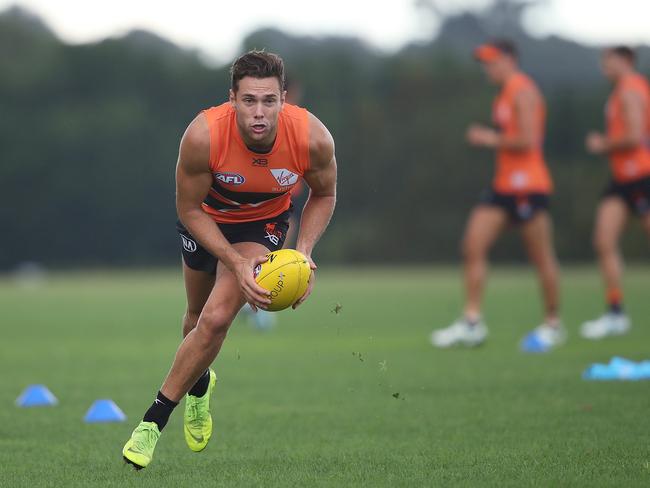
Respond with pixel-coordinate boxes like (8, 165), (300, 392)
(492, 72), (553, 194)
(201, 102), (310, 224)
(606, 73), (650, 183)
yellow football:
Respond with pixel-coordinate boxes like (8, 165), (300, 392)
(253, 249), (312, 311)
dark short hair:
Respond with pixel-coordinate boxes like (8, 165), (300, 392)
(490, 38), (518, 59)
(606, 45), (636, 65)
(230, 50), (285, 92)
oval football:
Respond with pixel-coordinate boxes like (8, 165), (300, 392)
(254, 249), (311, 311)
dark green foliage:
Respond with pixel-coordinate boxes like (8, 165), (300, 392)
(0, 7), (647, 269)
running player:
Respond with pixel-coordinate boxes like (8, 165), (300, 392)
(430, 39), (564, 352)
(122, 51), (337, 469)
(581, 46), (650, 339)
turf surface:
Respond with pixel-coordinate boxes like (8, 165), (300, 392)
(1, 266), (649, 487)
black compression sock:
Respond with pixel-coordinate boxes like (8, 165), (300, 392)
(464, 315), (481, 327)
(143, 391), (178, 431)
(609, 303), (623, 315)
(188, 369), (210, 397)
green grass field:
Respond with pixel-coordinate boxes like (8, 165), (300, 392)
(1, 266), (649, 487)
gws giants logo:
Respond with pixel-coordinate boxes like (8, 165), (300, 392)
(253, 252), (277, 278)
(215, 172), (245, 185)
(270, 169), (299, 187)
(509, 171), (529, 190)
(181, 235), (197, 252)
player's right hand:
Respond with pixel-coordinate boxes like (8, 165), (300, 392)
(466, 123), (499, 148)
(585, 131), (607, 154)
(235, 255), (272, 311)
(292, 256), (317, 309)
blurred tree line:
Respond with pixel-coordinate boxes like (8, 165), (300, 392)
(1, 3), (648, 270)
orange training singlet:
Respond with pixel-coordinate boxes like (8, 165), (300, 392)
(201, 102), (310, 224)
(492, 72), (552, 194)
(606, 72), (650, 183)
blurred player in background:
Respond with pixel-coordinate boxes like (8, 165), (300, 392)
(582, 46), (650, 339)
(430, 39), (564, 352)
(121, 51), (337, 469)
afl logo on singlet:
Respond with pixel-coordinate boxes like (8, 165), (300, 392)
(215, 172), (245, 185)
(181, 235), (197, 253)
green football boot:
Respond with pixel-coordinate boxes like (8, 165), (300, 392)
(184, 369), (217, 452)
(122, 421), (161, 469)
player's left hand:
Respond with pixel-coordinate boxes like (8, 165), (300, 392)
(466, 124), (499, 148)
(292, 256), (317, 309)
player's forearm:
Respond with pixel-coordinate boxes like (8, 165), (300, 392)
(178, 207), (243, 270)
(605, 134), (643, 152)
(296, 195), (336, 258)
(497, 134), (534, 151)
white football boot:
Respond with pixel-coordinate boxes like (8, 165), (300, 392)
(520, 322), (567, 353)
(580, 313), (630, 340)
(430, 318), (487, 348)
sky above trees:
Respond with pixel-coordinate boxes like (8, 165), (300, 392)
(2, 0), (650, 63)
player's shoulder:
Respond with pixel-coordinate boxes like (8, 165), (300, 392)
(180, 112), (210, 164)
(620, 73), (650, 93)
(186, 102), (231, 149)
(202, 102), (234, 123)
(512, 72), (540, 92)
(280, 103), (334, 165)
(280, 102), (308, 121)
(307, 111), (335, 167)
(509, 72), (542, 104)
(279, 103), (311, 139)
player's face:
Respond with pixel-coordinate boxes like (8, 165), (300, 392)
(481, 57), (509, 84)
(601, 52), (623, 81)
(230, 76), (286, 148)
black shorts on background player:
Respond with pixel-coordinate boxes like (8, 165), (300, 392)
(602, 176), (650, 216)
(176, 209), (291, 274)
(479, 190), (550, 225)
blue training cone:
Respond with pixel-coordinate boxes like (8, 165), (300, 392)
(16, 384), (58, 407)
(84, 399), (126, 423)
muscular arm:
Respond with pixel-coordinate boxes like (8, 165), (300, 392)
(176, 115), (243, 270)
(605, 90), (645, 152)
(296, 114), (337, 260)
(466, 89), (537, 151)
(587, 90), (645, 155)
(176, 114), (270, 307)
(498, 88), (537, 151)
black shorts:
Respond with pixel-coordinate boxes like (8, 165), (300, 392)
(176, 209), (291, 274)
(602, 176), (650, 216)
(479, 190), (550, 224)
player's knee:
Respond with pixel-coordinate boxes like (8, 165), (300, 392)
(593, 233), (614, 255)
(461, 237), (485, 261)
(196, 309), (233, 341)
(534, 253), (556, 275)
